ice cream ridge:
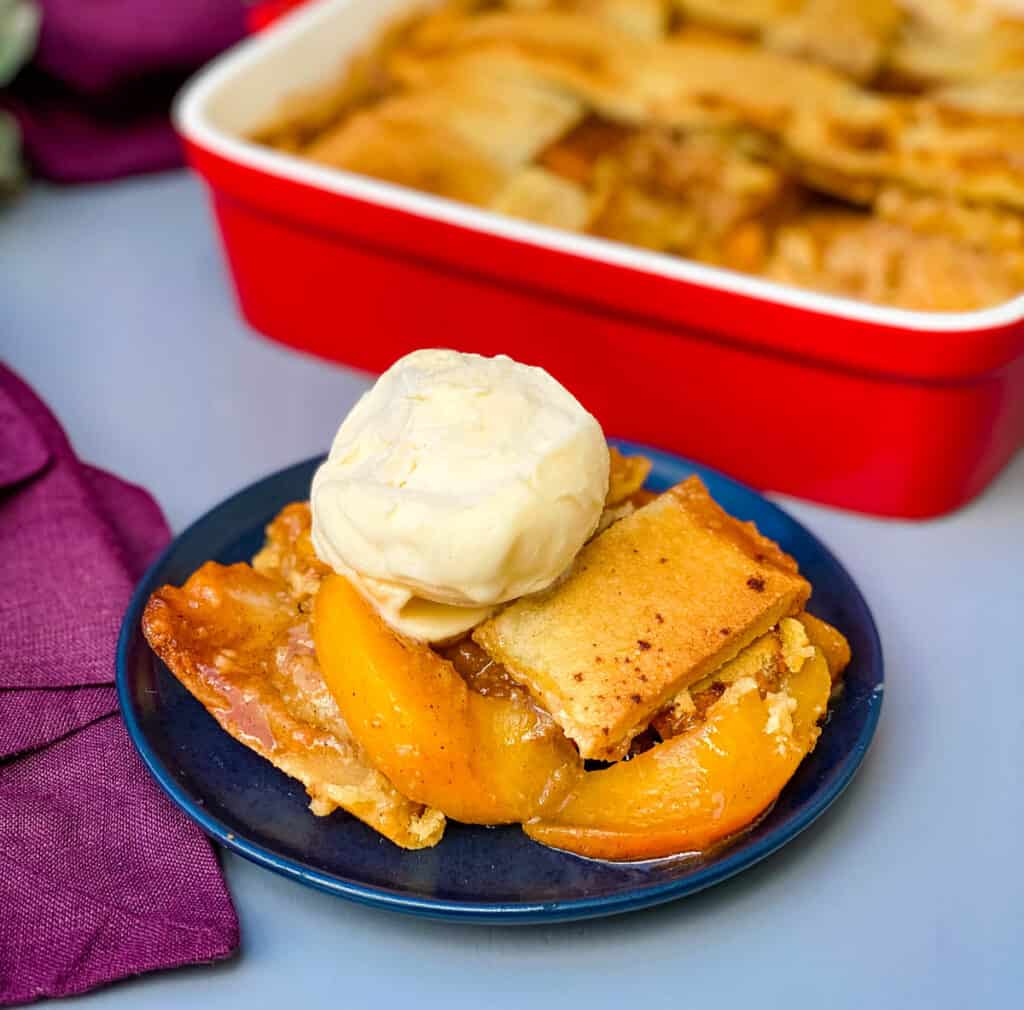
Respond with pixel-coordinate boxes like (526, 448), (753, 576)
(311, 348), (610, 641)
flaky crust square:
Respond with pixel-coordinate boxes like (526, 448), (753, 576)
(474, 476), (810, 759)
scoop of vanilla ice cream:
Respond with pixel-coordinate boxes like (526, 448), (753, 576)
(311, 349), (609, 639)
(337, 571), (496, 643)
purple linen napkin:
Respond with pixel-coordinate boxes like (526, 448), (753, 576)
(0, 363), (239, 1006)
(1, 1), (248, 182)
(4, 83), (189, 182)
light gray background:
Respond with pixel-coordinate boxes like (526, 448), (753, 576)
(3, 173), (1022, 1009)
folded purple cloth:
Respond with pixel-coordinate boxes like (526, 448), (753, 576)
(5, 82), (190, 182)
(2, 1), (248, 182)
(0, 363), (238, 1006)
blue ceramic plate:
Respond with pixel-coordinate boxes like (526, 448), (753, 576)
(117, 442), (883, 924)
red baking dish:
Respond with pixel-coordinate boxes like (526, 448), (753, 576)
(175, 0), (1024, 518)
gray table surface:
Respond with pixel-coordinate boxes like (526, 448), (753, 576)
(3, 173), (1022, 1009)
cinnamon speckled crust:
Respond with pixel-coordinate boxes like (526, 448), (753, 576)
(142, 533), (446, 850)
(473, 476), (810, 760)
(764, 210), (1024, 310)
(674, 0), (903, 81)
(251, 500), (329, 603)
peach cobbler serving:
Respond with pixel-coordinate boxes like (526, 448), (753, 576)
(250, 0), (1024, 312)
(143, 350), (849, 860)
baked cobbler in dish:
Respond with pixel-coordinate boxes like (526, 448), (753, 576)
(251, 0), (1024, 311)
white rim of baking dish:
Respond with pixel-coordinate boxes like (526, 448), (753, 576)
(174, 0), (1024, 336)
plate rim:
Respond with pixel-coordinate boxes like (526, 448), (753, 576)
(116, 441), (884, 924)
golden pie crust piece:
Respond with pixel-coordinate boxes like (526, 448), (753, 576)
(474, 475), (811, 760)
(142, 507), (446, 851)
(389, 9), (1024, 210)
(303, 60), (583, 205)
(765, 209), (1024, 310)
(674, 0), (904, 81)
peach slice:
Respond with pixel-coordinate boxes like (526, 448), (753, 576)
(314, 574), (582, 824)
(524, 647), (832, 860)
(797, 612), (852, 680)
